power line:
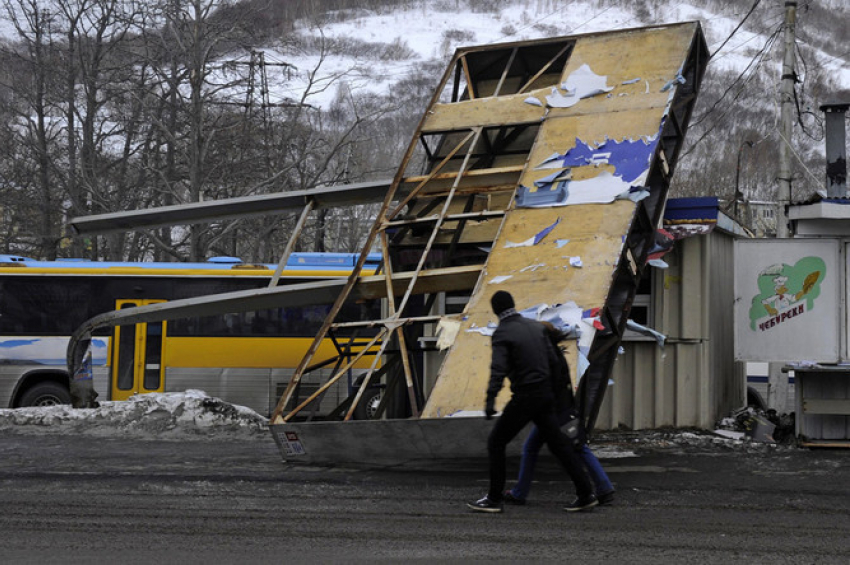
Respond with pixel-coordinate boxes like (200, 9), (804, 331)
(709, 0), (763, 60)
(688, 24), (783, 134)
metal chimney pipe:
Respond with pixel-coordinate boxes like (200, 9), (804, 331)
(820, 101), (849, 198)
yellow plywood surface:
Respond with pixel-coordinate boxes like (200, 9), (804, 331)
(422, 93), (547, 133)
(422, 24), (696, 134)
(561, 25), (696, 90)
(420, 24), (698, 419)
(422, 202), (634, 417)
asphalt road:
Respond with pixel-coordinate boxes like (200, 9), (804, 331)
(1, 430), (849, 564)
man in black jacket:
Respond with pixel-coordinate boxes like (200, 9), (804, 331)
(467, 290), (597, 513)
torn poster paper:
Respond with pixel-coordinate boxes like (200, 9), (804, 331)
(436, 318), (462, 350)
(569, 256), (583, 268)
(534, 169), (571, 186)
(517, 170), (633, 207)
(516, 131), (661, 208)
(489, 275), (513, 284)
(661, 73), (686, 92)
(647, 229), (675, 263)
(537, 153), (564, 169)
(536, 302), (589, 342)
(466, 322), (498, 337)
(545, 64), (614, 109)
(504, 218), (560, 247)
(626, 319), (666, 347)
(555, 239), (570, 248)
(546, 86), (577, 109)
(622, 77), (641, 85)
(583, 307), (606, 331)
(559, 135), (659, 184)
(614, 187), (650, 203)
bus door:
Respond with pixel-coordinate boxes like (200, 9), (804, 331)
(110, 300), (167, 401)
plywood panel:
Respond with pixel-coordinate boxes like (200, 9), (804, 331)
(421, 24), (700, 419)
(423, 202), (634, 417)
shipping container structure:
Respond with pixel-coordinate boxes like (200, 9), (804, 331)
(598, 197), (748, 430)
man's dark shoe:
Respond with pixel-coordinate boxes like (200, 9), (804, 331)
(598, 491), (615, 505)
(503, 491), (526, 506)
(467, 496), (503, 513)
(564, 494), (598, 512)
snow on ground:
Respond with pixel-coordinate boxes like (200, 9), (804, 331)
(0, 390), (269, 440)
(0, 388), (798, 456)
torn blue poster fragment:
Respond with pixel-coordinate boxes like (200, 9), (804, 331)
(559, 136), (659, 183)
(504, 218), (560, 247)
(515, 183), (568, 207)
(518, 171), (633, 207)
(466, 323), (498, 337)
(626, 320), (666, 347)
(533, 218), (559, 244)
(521, 124), (665, 207)
(648, 258), (668, 269)
(661, 73), (686, 92)
(622, 77), (641, 85)
(625, 188), (650, 202)
(555, 239), (570, 248)
(537, 153), (564, 168)
(534, 169), (570, 187)
(524, 96), (543, 107)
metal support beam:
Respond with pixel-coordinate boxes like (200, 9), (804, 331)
(69, 179), (393, 235)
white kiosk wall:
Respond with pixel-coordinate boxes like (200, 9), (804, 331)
(734, 239), (840, 363)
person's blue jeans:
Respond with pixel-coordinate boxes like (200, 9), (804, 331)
(509, 410), (614, 500)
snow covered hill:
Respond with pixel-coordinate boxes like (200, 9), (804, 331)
(240, 0), (847, 202)
(267, 0), (848, 111)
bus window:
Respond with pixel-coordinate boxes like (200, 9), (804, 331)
(0, 278), (91, 334)
(143, 321), (163, 390)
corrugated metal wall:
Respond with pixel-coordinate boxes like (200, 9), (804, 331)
(594, 230), (745, 431)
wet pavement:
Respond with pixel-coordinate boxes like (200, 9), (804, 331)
(1, 430), (849, 563)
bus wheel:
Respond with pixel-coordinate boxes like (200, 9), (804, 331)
(353, 387), (383, 420)
(19, 382), (72, 407)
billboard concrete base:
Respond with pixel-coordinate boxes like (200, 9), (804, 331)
(269, 417), (526, 469)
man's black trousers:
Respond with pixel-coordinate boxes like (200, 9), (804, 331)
(487, 391), (594, 501)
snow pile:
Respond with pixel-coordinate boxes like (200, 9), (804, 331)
(593, 428), (798, 454)
(0, 390), (269, 439)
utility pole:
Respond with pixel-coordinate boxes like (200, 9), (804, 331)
(769, 0), (797, 414)
(776, 0), (797, 238)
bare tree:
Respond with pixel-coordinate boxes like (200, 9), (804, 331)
(0, 0), (65, 259)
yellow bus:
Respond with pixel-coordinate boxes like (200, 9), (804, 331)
(0, 253), (382, 419)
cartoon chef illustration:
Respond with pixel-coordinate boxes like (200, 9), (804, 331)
(761, 269), (819, 316)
